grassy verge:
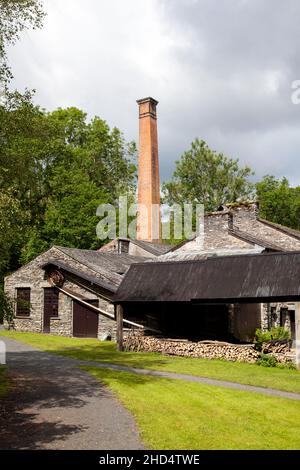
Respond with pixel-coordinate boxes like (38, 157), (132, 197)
(84, 366), (300, 450)
(0, 366), (10, 398)
(1, 330), (299, 393)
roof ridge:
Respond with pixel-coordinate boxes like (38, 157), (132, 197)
(124, 249), (300, 268)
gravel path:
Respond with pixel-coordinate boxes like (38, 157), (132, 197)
(84, 362), (300, 401)
(0, 337), (144, 450)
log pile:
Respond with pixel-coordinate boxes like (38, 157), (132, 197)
(124, 332), (260, 363)
(270, 353), (295, 365)
(261, 340), (291, 355)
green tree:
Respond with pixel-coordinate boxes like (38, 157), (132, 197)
(0, 0), (45, 83)
(0, 93), (137, 266)
(163, 139), (254, 212)
(256, 176), (300, 230)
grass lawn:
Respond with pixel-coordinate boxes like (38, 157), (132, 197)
(1, 330), (300, 393)
(0, 366), (10, 399)
(84, 366), (300, 450)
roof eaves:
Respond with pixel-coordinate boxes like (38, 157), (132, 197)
(42, 259), (117, 293)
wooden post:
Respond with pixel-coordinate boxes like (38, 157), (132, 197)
(295, 303), (300, 371)
(116, 304), (124, 352)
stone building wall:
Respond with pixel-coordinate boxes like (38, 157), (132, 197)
(4, 246), (117, 339)
(180, 212), (252, 252)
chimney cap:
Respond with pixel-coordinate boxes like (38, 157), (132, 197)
(137, 97), (159, 106)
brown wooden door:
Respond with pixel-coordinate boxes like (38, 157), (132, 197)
(73, 299), (99, 338)
(43, 288), (59, 333)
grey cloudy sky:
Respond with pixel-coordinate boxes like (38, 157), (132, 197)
(7, 0), (300, 183)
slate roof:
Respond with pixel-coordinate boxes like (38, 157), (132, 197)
(42, 259), (118, 293)
(130, 239), (174, 256)
(55, 246), (143, 289)
(114, 251), (300, 304)
(152, 247), (264, 263)
(228, 228), (284, 252)
(258, 218), (300, 241)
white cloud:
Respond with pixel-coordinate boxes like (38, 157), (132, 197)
(6, 0), (300, 183)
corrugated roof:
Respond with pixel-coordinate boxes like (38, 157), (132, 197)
(114, 251), (300, 303)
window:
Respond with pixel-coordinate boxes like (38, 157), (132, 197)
(16, 288), (31, 317)
(44, 288), (59, 317)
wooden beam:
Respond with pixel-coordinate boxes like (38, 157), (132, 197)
(116, 304), (124, 352)
(295, 303), (300, 370)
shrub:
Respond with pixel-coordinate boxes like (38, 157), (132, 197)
(254, 327), (290, 350)
(276, 361), (296, 370)
(257, 354), (278, 368)
(0, 289), (15, 329)
(257, 354), (296, 370)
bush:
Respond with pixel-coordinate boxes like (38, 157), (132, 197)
(257, 354), (278, 368)
(257, 354), (296, 369)
(276, 361), (296, 370)
(0, 289), (15, 329)
(254, 327), (290, 350)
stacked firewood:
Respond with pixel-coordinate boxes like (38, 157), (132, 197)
(261, 340), (291, 354)
(124, 332), (260, 363)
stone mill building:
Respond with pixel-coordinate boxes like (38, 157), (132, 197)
(4, 98), (300, 349)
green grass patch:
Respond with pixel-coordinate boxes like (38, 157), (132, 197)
(1, 330), (299, 393)
(0, 366), (10, 398)
(84, 366), (300, 450)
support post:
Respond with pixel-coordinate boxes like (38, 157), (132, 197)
(295, 303), (300, 370)
(116, 304), (124, 352)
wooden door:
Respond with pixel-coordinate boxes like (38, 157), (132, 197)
(43, 288), (59, 333)
(73, 299), (99, 338)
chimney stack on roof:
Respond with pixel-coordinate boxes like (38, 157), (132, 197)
(136, 97), (161, 242)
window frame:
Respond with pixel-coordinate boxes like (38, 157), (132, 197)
(15, 288), (31, 318)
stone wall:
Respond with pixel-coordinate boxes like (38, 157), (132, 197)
(180, 212), (252, 252)
(260, 303), (270, 332)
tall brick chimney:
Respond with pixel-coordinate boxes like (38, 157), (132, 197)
(136, 97), (161, 242)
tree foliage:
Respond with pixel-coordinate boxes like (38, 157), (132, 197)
(256, 176), (300, 230)
(0, 0), (45, 83)
(0, 91), (137, 278)
(163, 139), (254, 212)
